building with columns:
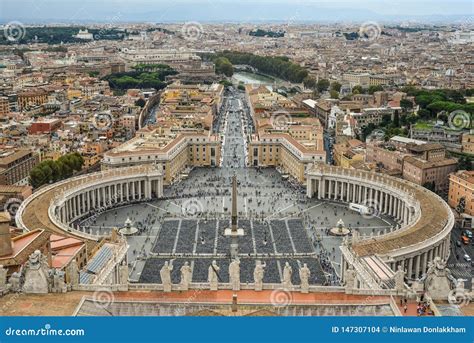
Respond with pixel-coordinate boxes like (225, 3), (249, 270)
(245, 84), (326, 183)
(102, 127), (221, 184)
(16, 165), (163, 243)
(306, 164), (454, 286)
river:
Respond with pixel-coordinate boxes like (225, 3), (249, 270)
(232, 71), (279, 85)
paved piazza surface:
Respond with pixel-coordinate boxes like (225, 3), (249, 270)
(76, 91), (395, 285)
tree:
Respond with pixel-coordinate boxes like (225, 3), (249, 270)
(135, 98), (146, 108)
(418, 108), (432, 119)
(29, 153), (85, 189)
(458, 156), (473, 171)
(214, 57), (234, 77)
(330, 81), (342, 92)
(368, 85), (383, 94)
(400, 99), (413, 110)
(205, 51), (309, 83)
(381, 114), (392, 127)
(437, 112), (448, 123)
(316, 79), (330, 93)
(329, 90), (339, 99)
(393, 111), (400, 128)
(219, 79), (233, 87)
(29, 168), (46, 189)
(360, 123), (376, 140)
(352, 85), (364, 94)
(303, 76), (316, 90)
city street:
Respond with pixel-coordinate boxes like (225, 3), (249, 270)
(448, 226), (473, 288)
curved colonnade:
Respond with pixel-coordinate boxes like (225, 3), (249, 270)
(16, 165), (164, 244)
(16, 162), (453, 285)
(306, 165), (454, 280)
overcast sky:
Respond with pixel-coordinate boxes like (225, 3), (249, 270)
(1, 0), (472, 23)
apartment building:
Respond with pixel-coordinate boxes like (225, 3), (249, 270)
(0, 149), (40, 185)
(448, 170), (474, 215)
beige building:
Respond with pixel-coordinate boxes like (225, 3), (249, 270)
(249, 132), (326, 183)
(366, 142), (406, 174)
(246, 85), (326, 183)
(448, 170), (474, 215)
(366, 137), (458, 190)
(0, 149), (40, 186)
(102, 127), (221, 184)
(0, 96), (9, 117)
(102, 82), (225, 184)
(403, 156), (457, 192)
(17, 89), (48, 111)
(333, 139), (365, 168)
(461, 132), (474, 154)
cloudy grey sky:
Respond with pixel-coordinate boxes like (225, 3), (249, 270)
(0, 0), (472, 23)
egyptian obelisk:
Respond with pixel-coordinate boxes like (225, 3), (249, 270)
(225, 175), (244, 259)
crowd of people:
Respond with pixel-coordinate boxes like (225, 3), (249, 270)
(75, 90), (396, 287)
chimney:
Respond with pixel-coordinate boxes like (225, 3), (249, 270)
(0, 212), (13, 257)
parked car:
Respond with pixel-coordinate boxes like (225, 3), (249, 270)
(463, 230), (473, 239)
(463, 254), (472, 262)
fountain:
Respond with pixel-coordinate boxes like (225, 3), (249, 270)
(329, 219), (350, 236)
(119, 217), (138, 236)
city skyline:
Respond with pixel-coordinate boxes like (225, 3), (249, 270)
(0, 0), (472, 328)
(0, 0), (473, 23)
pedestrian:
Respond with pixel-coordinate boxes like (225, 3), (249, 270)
(403, 304), (407, 313)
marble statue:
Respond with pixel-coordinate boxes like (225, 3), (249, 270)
(180, 262), (192, 291)
(455, 278), (465, 291)
(23, 250), (50, 294)
(0, 265), (7, 290)
(110, 228), (119, 242)
(299, 263), (310, 293)
(119, 262), (129, 285)
(283, 262), (293, 289)
(51, 269), (67, 293)
(208, 260), (220, 291)
(9, 272), (21, 292)
(229, 259), (240, 291)
(253, 260), (266, 291)
(423, 257), (457, 300)
(344, 266), (356, 290)
(66, 260), (79, 287)
(351, 230), (360, 244)
(394, 265), (406, 291)
(160, 261), (173, 292)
